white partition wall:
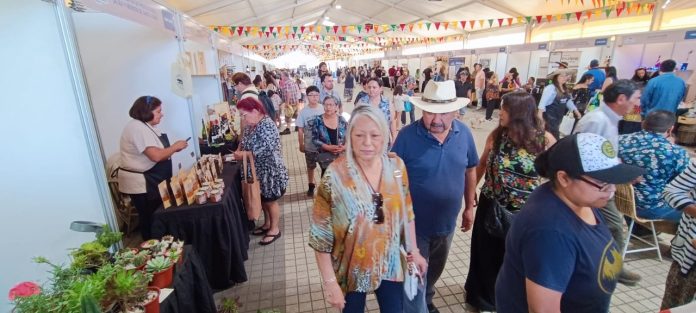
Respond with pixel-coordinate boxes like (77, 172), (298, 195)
(507, 51), (531, 82)
(0, 2), (111, 312)
(73, 11), (197, 170)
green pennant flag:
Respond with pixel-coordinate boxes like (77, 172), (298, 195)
(357, 25), (362, 33)
(322, 35), (326, 40)
(261, 26), (266, 32)
(230, 26), (236, 34)
(291, 26), (297, 33)
(244, 31), (249, 37)
(390, 24), (397, 31)
(487, 19), (494, 27)
(273, 32), (277, 38)
(565, 13), (572, 21)
(425, 22), (431, 30)
(525, 16), (532, 23)
(605, 8), (611, 17)
(213, 27), (219, 32)
(325, 26), (331, 33)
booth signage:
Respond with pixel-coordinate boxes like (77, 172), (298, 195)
(686, 30), (696, 40)
(538, 43), (547, 50)
(594, 38), (609, 46)
(499, 47), (506, 53)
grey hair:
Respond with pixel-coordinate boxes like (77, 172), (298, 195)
(346, 105), (390, 165)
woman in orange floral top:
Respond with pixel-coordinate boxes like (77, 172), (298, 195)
(309, 106), (427, 312)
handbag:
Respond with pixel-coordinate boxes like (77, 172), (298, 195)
(241, 152), (262, 220)
(391, 156), (422, 301)
(317, 152), (338, 169)
(558, 113), (576, 137)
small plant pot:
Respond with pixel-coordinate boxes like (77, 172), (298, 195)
(149, 266), (173, 289)
(140, 239), (159, 250)
(143, 287), (160, 313)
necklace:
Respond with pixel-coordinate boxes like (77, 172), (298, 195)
(356, 161), (382, 194)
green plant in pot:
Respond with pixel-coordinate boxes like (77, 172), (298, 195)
(115, 249), (150, 270)
(217, 297), (240, 313)
(103, 266), (151, 310)
(145, 256), (173, 289)
(71, 241), (110, 271)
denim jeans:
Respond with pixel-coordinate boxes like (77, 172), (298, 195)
(638, 206), (683, 223)
(344, 280), (404, 313)
(404, 232), (455, 312)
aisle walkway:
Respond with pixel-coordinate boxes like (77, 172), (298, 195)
(214, 81), (674, 313)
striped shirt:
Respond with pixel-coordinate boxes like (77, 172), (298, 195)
(662, 160), (696, 274)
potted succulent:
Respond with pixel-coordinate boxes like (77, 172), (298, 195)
(115, 249), (150, 271)
(70, 241), (110, 272)
(103, 267), (152, 312)
(166, 240), (184, 265)
(160, 235), (174, 245)
(141, 287), (160, 313)
(139, 239), (160, 250)
(145, 256), (173, 289)
(217, 297), (240, 313)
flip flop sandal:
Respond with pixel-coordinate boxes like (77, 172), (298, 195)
(252, 227), (270, 236)
(259, 232), (281, 245)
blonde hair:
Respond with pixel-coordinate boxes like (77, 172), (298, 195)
(346, 105), (390, 165)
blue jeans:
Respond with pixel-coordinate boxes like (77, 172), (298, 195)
(638, 206), (682, 223)
(344, 280), (404, 313)
(404, 232), (455, 312)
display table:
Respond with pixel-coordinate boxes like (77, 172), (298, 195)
(151, 164), (250, 289)
(161, 245), (216, 313)
(199, 141), (237, 155)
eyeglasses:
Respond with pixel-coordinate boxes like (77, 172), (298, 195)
(372, 193), (384, 224)
(307, 94), (320, 97)
(578, 176), (613, 192)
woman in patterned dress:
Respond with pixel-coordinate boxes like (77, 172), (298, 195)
(234, 98), (289, 245)
(357, 77), (398, 141)
(309, 106), (427, 312)
(465, 91), (556, 311)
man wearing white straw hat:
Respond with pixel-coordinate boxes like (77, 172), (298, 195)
(392, 81), (479, 313)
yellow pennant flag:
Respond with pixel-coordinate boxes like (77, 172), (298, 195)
(418, 21), (423, 29)
(221, 27), (231, 36)
(594, 9), (601, 16)
(478, 19), (485, 27)
(517, 16), (524, 24)
(349, 25), (356, 32)
(450, 21), (457, 29)
(556, 14), (562, 21)
(284, 26), (290, 34)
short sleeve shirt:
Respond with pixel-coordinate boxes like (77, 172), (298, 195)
(391, 120), (479, 236)
(308, 156), (414, 294)
(495, 183), (620, 313)
(118, 119), (163, 194)
(296, 105), (324, 128)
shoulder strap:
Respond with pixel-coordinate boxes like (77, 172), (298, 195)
(390, 155), (413, 252)
(242, 90), (259, 96)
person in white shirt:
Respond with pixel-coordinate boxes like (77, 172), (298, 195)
(118, 96), (188, 239)
(392, 85), (411, 129)
(296, 86), (326, 196)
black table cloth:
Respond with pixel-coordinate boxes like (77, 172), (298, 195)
(161, 245), (216, 313)
(199, 141), (237, 155)
(152, 163), (250, 289)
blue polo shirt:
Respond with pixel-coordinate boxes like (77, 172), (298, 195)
(640, 72), (687, 118)
(582, 68), (605, 96)
(391, 119), (479, 236)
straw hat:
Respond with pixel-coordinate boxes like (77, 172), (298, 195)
(410, 81), (470, 114)
(546, 68), (574, 80)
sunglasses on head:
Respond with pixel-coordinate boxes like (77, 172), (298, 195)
(372, 192), (384, 224)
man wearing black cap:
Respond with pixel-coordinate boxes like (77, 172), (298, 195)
(574, 79), (643, 286)
(582, 59), (605, 97)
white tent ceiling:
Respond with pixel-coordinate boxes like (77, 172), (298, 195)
(160, 0), (696, 58)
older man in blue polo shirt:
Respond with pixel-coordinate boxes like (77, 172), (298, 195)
(392, 81), (479, 313)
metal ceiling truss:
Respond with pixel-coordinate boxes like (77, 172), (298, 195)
(186, 0), (247, 17)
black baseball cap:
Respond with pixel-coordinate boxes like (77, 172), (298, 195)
(535, 133), (644, 184)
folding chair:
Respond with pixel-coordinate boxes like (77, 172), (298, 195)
(614, 184), (675, 262)
(108, 181), (138, 235)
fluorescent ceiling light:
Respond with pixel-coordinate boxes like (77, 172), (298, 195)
(335, 4), (342, 9)
(324, 16), (330, 20)
(304, 21), (316, 26)
(322, 20), (335, 26)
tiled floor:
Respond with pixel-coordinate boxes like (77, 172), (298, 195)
(213, 81), (676, 313)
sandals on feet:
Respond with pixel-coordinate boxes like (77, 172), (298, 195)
(259, 232), (281, 245)
(251, 226), (270, 236)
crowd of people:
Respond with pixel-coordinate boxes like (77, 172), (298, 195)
(117, 56), (694, 312)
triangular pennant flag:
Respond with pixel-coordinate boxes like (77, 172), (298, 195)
(245, 26), (251, 32)
(292, 34), (296, 39)
(451, 21), (457, 29)
(269, 26), (274, 33)
(602, 0), (606, 7)
(586, 10), (593, 19)
(309, 26), (314, 33)
(325, 26), (331, 33)
(469, 20), (476, 28)
(648, 3), (655, 13)
(391, 24), (397, 31)
(292, 26), (298, 33)
(257, 31), (262, 37)
(434, 22), (441, 30)
(322, 35), (325, 40)
(604, 8), (612, 17)
(284, 34), (289, 39)
(565, 12), (572, 21)
(498, 18), (504, 27)
(418, 22), (423, 29)
(244, 31), (249, 37)
(576, 11), (582, 20)
(546, 15), (553, 22)
(374, 24), (380, 32)
(212, 26), (219, 32)
(357, 25), (362, 33)
(594, 9), (601, 17)
(426, 22), (432, 30)
(341, 25), (347, 33)
(261, 26), (266, 32)
(400, 23), (407, 31)
(349, 25), (356, 32)
(460, 21), (467, 29)
(507, 17), (513, 26)
(580, 0), (584, 4)
(616, 3), (624, 16)
(333, 25), (339, 33)
(536, 16), (543, 23)
(443, 22), (449, 30)
(525, 16), (532, 24)
(487, 19), (494, 27)
(478, 20), (485, 27)
(300, 26), (305, 33)
(273, 32), (277, 38)
(265, 32), (270, 38)
(237, 27), (243, 36)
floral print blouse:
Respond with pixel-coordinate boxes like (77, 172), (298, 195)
(482, 133), (544, 210)
(308, 156), (414, 294)
(619, 130), (689, 213)
(310, 114), (348, 150)
(240, 116), (289, 199)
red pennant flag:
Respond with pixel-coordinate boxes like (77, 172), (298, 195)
(546, 15), (553, 22)
(333, 25), (339, 33)
(575, 11), (582, 20)
(434, 22), (441, 30)
(237, 27), (243, 36)
(400, 24), (406, 31)
(460, 21), (467, 29)
(535, 16), (542, 23)
(300, 26), (306, 33)
(469, 20), (476, 28)
(616, 2), (624, 16)
(580, 0), (584, 4)
(257, 31), (262, 37)
(265, 32), (270, 38)
(269, 26), (274, 33)
(648, 3), (655, 13)
(497, 18), (504, 27)
(507, 18), (513, 26)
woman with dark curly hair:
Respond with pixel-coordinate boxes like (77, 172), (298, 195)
(465, 91), (556, 312)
